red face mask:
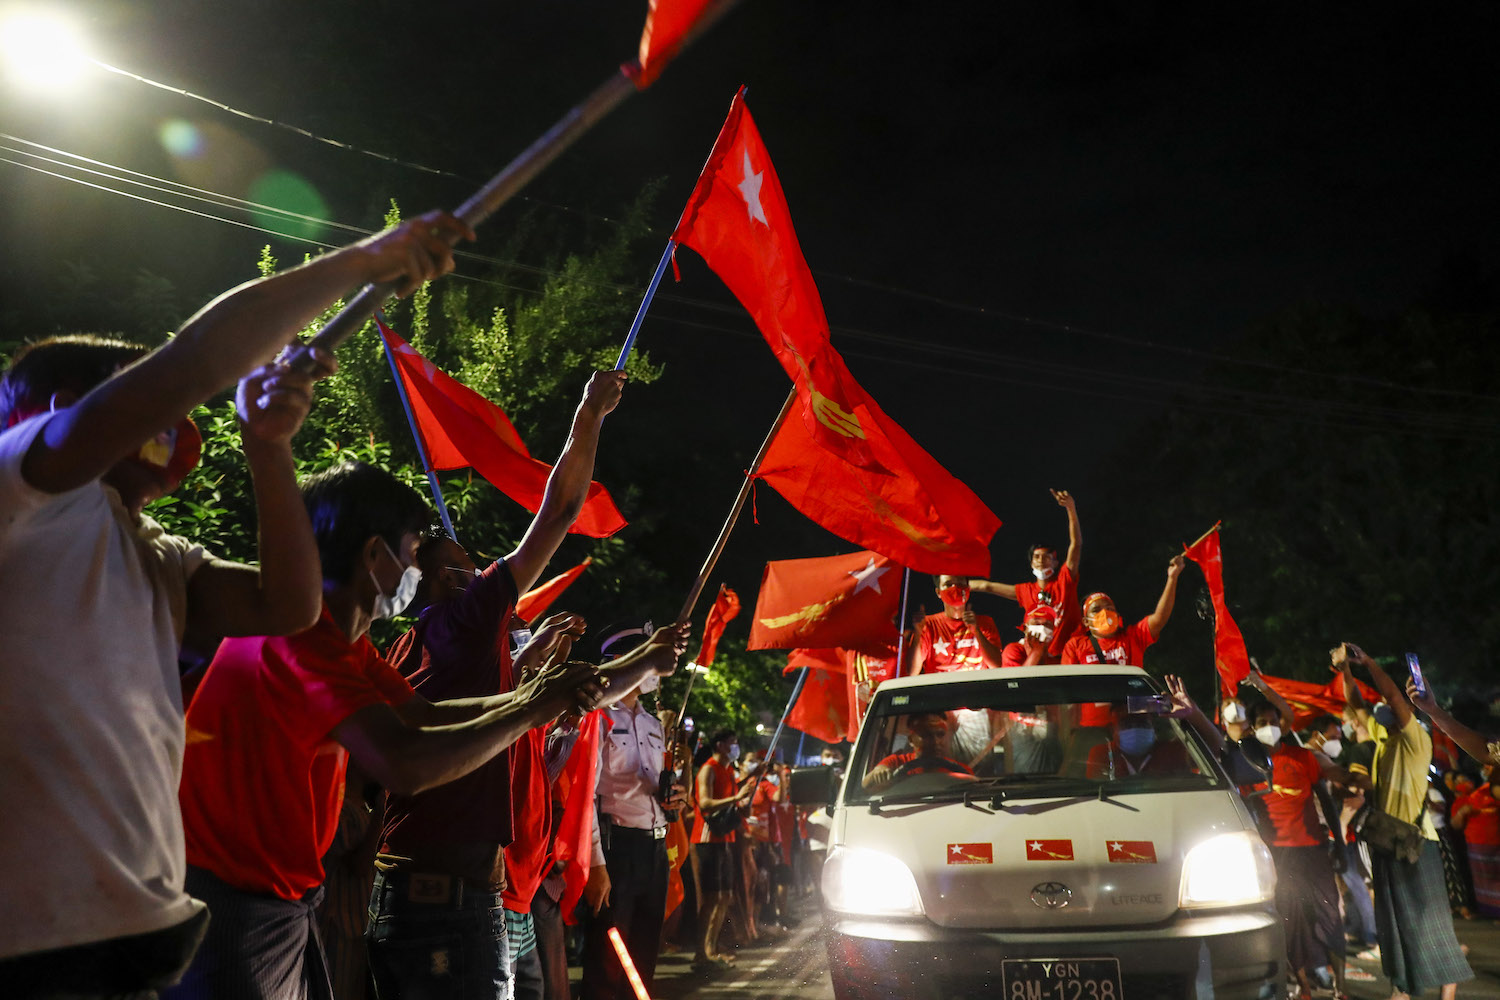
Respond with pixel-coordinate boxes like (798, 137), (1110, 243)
(938, 585), (970, 607)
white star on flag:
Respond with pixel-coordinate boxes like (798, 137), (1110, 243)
(736, 148), (767, 226)
(848, 556), (889, 595)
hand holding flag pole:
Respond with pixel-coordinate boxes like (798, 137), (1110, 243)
(288, 0), (743, 373)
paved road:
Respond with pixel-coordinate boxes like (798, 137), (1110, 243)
(596, 904), (1500, 999)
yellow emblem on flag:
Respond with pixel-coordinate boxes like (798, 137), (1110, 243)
(758, 593), (846, 632)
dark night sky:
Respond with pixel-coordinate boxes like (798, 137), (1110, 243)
(2, 1), (1497, 608)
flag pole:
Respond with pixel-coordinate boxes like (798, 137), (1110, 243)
(894, 566), (912, 678)
(615, 240), (676, 370)
(292, 0), (746, 371)
(675, 387), (797, 624)
(378, 314), (459, 541)
(1184, 520), (1223, 551)
(744, 666), (811, 807)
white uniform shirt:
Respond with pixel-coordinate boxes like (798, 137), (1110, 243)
(0, 414), (207, 958)
(595, 699), (667, 831)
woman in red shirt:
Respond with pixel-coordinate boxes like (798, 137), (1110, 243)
(1452, 775), (1500, 917)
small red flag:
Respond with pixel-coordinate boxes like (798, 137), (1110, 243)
(1105, 840), (1157, 864)
(515, 558), (591, 624)
(1025, 839), (1075, 861)
(747, 551), (899, 650)
(379, 321), (626, 538)
(555, 710), (605, 924)
(695, 584), (740, 667)
(785, 664), (850, 745)
(630, 0), (714, 89)
(947, 842), (994, 865)
(1182, 526), (1251, 695)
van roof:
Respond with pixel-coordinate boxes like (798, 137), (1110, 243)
(876, 664), (1150, 693)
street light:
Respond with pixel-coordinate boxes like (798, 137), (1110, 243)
(0, 9), (92, 92)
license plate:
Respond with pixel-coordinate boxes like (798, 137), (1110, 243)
(1001, 958), (1123, 1000)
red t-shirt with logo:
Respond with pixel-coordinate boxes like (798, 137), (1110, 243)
(917, 612), (1004, 672)
(180, 605), (416, 900)
(1060, 618), (1156, 667)
(1013, 564), (1080, 657)
(1262, 744), (1324, 847)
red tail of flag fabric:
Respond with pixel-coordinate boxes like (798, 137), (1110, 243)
(555, 710), (605, 924)
(1182, 526), (1252, 695)
(1254, 671), (1380, 729)
(630, 0), (715, 89)
(671, 92), (999, 575)
(748, 551), (899, 650)
(784, 659), (850, 744)
(516, 558), (592, 623)
(696, 584), (740, 667)
(379, 321), (626, 538)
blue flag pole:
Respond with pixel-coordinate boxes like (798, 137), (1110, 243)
(614, 239), (676, 370)
(377, 312), (459, 541)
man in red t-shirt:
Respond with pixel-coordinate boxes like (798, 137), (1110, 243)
(863, 713), (974, 791)
(969, 489), (1083, 658)
(692, 729), (755, 969)
(1060, 555), (1187, 668)
(172, 463), (605, 999)
(906, 576), (1006, 674)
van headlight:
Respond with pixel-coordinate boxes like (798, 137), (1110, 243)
(1179, 831), (1276, 908)
(823, 846), (925, 916)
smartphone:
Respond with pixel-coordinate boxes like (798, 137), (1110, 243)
(1406, 652), (1426, 697)
(1126, 694), (1171, 715)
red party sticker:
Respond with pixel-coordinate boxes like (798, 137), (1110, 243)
(1106, 840), (1158, 864)
(1025, 839), (1075, 861)
(947, 842), (994, 865)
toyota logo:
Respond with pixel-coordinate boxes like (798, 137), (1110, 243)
(1030, 881), (1073, 909)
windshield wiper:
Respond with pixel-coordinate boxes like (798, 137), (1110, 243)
(966, 774), (1103, 804)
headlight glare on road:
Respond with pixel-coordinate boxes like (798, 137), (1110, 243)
(1179, 831), (1275, 908)
(822, 846), (924, 916)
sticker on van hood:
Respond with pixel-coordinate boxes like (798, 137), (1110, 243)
(1106, 840), (1157, 863)
(1025, 839), (1074, 861)
(947, 843), (993, 865)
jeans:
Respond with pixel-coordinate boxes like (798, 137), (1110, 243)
(1341, 840), (1378, 947)
(366, 871), (512, 1000)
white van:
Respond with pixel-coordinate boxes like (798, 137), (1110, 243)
(813, 665), (1284, 1000)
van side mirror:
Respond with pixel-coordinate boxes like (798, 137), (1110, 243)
(787, 764), (840, 807)
(1221, 736), (1272, 785)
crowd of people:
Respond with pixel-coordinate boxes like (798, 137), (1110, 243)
(3, 211), (1496, 1000)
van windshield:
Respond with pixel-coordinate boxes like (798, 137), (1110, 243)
(849, 674), (1222, 804)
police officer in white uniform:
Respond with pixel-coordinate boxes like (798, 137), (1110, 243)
(579, 621), (684, 999)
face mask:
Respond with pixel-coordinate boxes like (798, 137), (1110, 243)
(1254, 724), (1281, 747)
(370, 539), (421, 619)
(1118, 727), (1155, 756)
(1321, 738), (1343, 759)
(1032, 565), (1055, 582)
(1025, 623), (1055, 642)
(1342, 721), (1356, 740)
(1087, 607), (1122, 636)
(637, 673), (659, 695)
(728, 742), (741, 762)
(820, 755), (835, 766)
(1222, 701), (1247, 725)
(937, 584), (969, 607)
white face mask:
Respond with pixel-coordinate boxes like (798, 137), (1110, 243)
(1321, 738), (1343, 759)
(1025, 623), (1055, 642)
(728, 742), (741, 762)
(370, 539), (421, 620)
(1222, 701), (1247, 725)
(1254, 724), (1282, 747)
(1032, 566), (1054, 581)
(637, 673), (659, 695)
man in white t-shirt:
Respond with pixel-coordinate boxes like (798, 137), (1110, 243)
(0, 211), (471, 997)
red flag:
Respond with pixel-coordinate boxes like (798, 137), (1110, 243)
(379, 321), (626, 538)
(554, 710), (605, 924)
(784, 647), (846, 675)
(1182, 526), (1251, 695)
(671, 92), (999, 574)
(785, 663), (850, 744)
(1254, 671), (1380, 729)
(516, 558), (591, 623)
(748, 551), (899, 650)
(696, 584), (741, 667)
(630, 0), (714, 89)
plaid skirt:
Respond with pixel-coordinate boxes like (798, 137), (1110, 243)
(1371, 839), (1473, 994)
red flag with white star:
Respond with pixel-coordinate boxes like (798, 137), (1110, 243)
(747, 551), (899, 650)
(379, 321), (625, 538)
(1181, 525), (1251, 695)
(672, 93), (1001, 575)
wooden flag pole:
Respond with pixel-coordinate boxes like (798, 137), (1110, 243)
(676, 387), (797, 624)
(378, 314), (459, 542)
(291, 0), (746, 370)
(1184, 520), (1223, 551)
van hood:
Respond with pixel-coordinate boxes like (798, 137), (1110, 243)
(834, 789), (1248, 929)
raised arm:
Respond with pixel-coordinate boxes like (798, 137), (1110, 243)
(1165, 674), (1224, 755)
(21, 213), (471, 496)
(596, 622), (692, 706)
(1145, 555), (1187, 638)
(968, 579), (1018, 601)
(1053, 489), (1082, 574)
(1341, 642), (1412, 730)
(1407, 673), (1498, 768)
(1244, 666), (1294, 735)
(505, 370), (625, 593)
